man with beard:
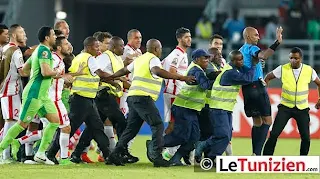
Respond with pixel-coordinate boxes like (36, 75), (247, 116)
(161, 27), (191, 163)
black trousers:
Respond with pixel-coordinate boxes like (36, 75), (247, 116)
(263, 104), (310, 155)
(116, 96), (164, 157)
(72, 90), (126, 156)
(47, 94), (110, 158)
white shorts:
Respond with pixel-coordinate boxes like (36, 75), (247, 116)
(1, 95), (21, 120)
(54, 100), (70, 128)
(31, 114), (41, 124)
(163, 93), (176, 122)
(120, 92), (129, 118)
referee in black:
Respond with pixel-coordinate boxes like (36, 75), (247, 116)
(263, 47), (320, 155)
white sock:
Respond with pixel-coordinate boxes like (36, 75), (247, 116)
(2, 120), (16, 160)
(167, 146), (179, 156)
(127, 138), (135, 150)
(19, 130), (42, 145)
(59, 132), (70, 159)
(0, 128), (4, 142)
(225, 142), (233, 156)
(104, 126), (116, 151)
(24, 130), (35, 156)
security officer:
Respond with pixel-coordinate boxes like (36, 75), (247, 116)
(46, 36), (122, 165)
(263, 47), (320, 156)
(105, 39), (195, 167)
(71, 36), (137, 163)
(163, 49), (214, 166)
(195, 50), (258, 163)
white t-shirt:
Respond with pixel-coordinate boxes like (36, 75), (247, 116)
(273, 64), (319, 81)
(0, 43), (24, 97)
(88, 56), (100, 76)
(96, 53), (113, 74)
(127, 57), (162, 78)
(161, 47), (188, 95)
(49, 52), (65, 101)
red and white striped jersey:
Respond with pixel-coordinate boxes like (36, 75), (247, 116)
(49, 52), (65, 101)
(162, 47), (188, 96)
(121, 44), (142, 92)
(0, 43), (24, 97)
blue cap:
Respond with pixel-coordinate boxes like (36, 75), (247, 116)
(191, 49), (211, 60)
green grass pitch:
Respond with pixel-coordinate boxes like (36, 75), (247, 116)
(0, 136), (319, 179)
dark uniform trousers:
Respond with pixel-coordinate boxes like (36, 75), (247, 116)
(47, 94), (110, 158)
(163, 105), (200, 157)
(72, 88), (127, 156)
(263, 104), (310, 155)
(115, 96), (164, 158)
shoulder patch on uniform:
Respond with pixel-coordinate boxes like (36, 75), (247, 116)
(171, 58), (178, 65)
(42, 51), (48, 59)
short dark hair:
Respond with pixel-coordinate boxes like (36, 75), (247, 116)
(290, 47), (303, 57)
(208, 47), (220, 55)
(209, 34), (223, 44)
(96, 32), (112, 42)
(229, 50), (243, 61)
(38, 26), (53, 43)
(8, 24), (21, 37)
(175, 27), (190, 39)
(54, 29), (64, 37)
(53, 36), (66, 51)
(127, 29), (140, 41)
(83, 36), (97, 47)
(0, 24), (8, 34)
(93, 31), (102, 39)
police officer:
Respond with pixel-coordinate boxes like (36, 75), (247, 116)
(163, 49), (214, 166)
(195, 50), (258, 163)
(263, 47), (320, 155)
(105, 39), (195, 167)
(46, 37), (122, 165)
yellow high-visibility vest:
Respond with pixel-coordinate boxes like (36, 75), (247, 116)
(128, 52), (163, 101)
(209, 64), (240, 112)
(99, 50), (124, 97)
(69, 53), (100, 98)
(280, 63), (312, 109)
(173, 62), (207, 111)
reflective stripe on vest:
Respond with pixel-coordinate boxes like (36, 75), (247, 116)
(209, 64), (240, 111)
(100, 50), (124, 97)
(128, 52), (163, 101)
(205, 62), (223, 104)
(173, 62), (207, 111)
(70, 53), (100, 98)
(280, 63), (312, 109)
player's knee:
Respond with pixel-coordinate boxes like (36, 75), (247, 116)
(28, 122), (39, 131)
(17, 120), (28, 129)
(253, 117), (263, 127)
(61, 125), (71, 133)
(262, 116), (272, 125)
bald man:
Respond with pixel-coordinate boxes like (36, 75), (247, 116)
(105, 39), (195, 167)
(239, 26), (283, 156)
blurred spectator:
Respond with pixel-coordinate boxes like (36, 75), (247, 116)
(265, 15), (279, 40)
(307, 11), (320, 39)
(222, 8), (245, 42)
(286, 0), (309, 39)
(196, 15), (213, 39)
(203, 0), (220, 23)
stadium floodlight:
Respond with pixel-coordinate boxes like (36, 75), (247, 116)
(56, 11), (67, 20)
